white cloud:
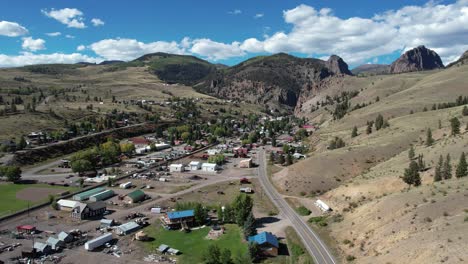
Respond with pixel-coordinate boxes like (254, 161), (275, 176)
(89, 38), (186, 61)
(41, 8), (86, 28)
(0, 21), (28, 37)
(22, 37), (46, 52)
(232, 1), (468, 65)
(254, 13), (264, 19)
(65, 35), (75, 39)
(45, 32), (61, 37)
(228, 9), (242, 15)
(77, 45), (86, 51)
(190, 39), (245, 60)
(91, 18), (105, 27)
(0, 52), (101, 67)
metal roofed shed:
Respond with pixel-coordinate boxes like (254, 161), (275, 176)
(34, 242), (52, 254)
(73, 187), (106, 201)
(124, 189), (146, 204)
(57, 199), (79, 211)
(166, 210), (194, 220)
(115, 221), (141, 235)
(100, 219), (115, 228)
(84, 233), (113, 251)
(158, 244), (169, 253)
(58, 231), (73, 243)
(46, 237), (65, 250)
(89, 189), (115, 202)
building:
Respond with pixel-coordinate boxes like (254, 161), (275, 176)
(46, 237), (65, 250)
(169, 164), (184, 172)
(207, 149), (221, 155)
(248, 232), (279, 257)
(239, 159), (253, 168)
(293, 153), (307, 159)
(189, 161), (201, 171)
(100, 219), (115, 228)
(124, 189), (146, 204)
(89, 190), (114, 202)
(57, 232), (73, 243)
(16, 225), (36, 234)
(240, 187), (253, 193)
(315, 199), (331, 212)
(157, 244), (180, 255)
(161, 210), (195, 229)
(57, 199), (79, 211)
(71, 201), (106, 220)
(34, 242), (52, 254)
(129, 137), (151, 148)
(72, 187), (106, 201)
(115, 221), (141, 235)
(201, 163), (218, 172)
(120, 182), (132, 189)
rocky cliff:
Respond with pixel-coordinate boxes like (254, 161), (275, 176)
(389, 46), (444, 73)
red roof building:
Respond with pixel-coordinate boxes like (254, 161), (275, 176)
(16, 225), (36, 233)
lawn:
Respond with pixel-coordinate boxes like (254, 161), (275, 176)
(142, 224), (248, 264)
(0, 183), (77, 217)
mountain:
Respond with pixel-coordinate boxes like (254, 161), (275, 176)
(389, 45), (444, 73)
(99, 60), (125, 65)
(351, 64), (390, 75)
(133, 52), (217, 85)
(447, 50), (468, 67)
(195, 53), (351, 110)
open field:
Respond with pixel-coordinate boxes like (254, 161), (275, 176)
(0, 183), (77, 217)
(142, 223), (248, 264)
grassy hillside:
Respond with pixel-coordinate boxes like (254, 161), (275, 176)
(273, 65), (468, 263)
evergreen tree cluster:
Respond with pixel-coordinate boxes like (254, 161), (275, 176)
(329, 137), (345, 150)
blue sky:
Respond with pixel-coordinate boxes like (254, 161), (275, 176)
(0, 0), (467, 68)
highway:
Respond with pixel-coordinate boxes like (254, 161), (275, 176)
(257, 149), (337, 264)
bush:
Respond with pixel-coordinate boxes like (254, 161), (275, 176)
(346, 255), (356, 262)
(308, 216), (328, 227)
(296, 206), (311, 216)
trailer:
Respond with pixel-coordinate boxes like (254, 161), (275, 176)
(314, 199), (332, 212)
(119, 182), (132, 189)
(84, 233), (113, 251)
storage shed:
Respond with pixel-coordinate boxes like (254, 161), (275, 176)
(73, 187), (106, 201)
(115, 221), (140, 235)
(124, 189), (146, 204)
(201, 163), (218, 172)
(189, 161), (201, 170)
(89, 190), (114, 202)
(169, 164), (184, 172)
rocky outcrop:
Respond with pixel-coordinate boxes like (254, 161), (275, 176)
(326, 55), (352, 75)
(447, 50), (468, 68)
(351, 64), (390, 75)
(390, 46), (444, 74)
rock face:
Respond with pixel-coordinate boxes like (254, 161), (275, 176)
(390, 46), (444, 73)
(326, 55), (352, 75)
(196, 53), (352, 110)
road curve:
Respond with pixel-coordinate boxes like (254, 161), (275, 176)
(257, 149), (337, 264)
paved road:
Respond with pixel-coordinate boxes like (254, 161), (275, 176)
(257, 149), (337, 264)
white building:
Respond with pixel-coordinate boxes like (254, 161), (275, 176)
(120, 182), (133, 189)
(207, 149), (221, 156)
(189, 161), (202, 171)
(314, 199), (331, 212)
(201, 163), (218, 172)
(293, 153), (307, 159)
(169, 164), (184, 172)
(57, 199), (79, 211)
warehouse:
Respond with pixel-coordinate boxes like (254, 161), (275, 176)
(115, 221), (141, 235)
(124, 189), (146, 204)
(72, 187), (106, 201)
(89, 190), (115, 202)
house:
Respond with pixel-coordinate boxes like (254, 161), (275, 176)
(71, 201), (106, 220)
(184, 145), (194, 151)
(161, 210), (195, 229)
(46, 237), (65, 250)
(293, 153), (307, 159)
(314, 199), (331, 212)
(115, 221), (141, 235)
(169, 164), (184, 173)
(189, 161), (201, 171)
(34, 242), (52, 254)
(201, 163), (218, 172)
(100, 219), (115, 228)
(124, 189), (146, 204)
(207, 149), (221, 156)
(129, 137), (151, 148)
(248, 232), (279, 257)
(239, 159), (253, 168)
(57, 231), (73, 243)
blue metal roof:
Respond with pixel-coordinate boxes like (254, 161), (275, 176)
(166, 210), (194, 220)
(248, 232), (279, 248)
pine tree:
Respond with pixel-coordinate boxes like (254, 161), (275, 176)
(351, 126), (358, 138)
(375, 114), (384, 130)
(456, 152), (467, 178)
(443, 154), (452, 179)
(450, 117), (460, 136)
(408, 145), (415, 160)
(417, 154), (425, 171)
(243, 211), (256, 238)
(425, 128), (434, 146)
(402, 161), (421, 188)
(434, 155), (443, 182)
(286, 154), (293, 166)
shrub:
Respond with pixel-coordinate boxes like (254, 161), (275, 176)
(296, 206), (311, 216)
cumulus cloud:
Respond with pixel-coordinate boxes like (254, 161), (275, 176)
(45, 32), (61, 37)
(65, 34), (75, 39)
(89, 38), (186, 61)
(254, 13), (264, 19)
(91, 18), (105, 27)
(77, 45), (86, 51)
(228, 9), (242, 15)
(191, 39), (245, 60)
(0, 52), (101, 67)
(22, 37), (46, 52)
(0, 21), (28, 37)
(236, 1), (468, 65)
(41, 8), (86, 28)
